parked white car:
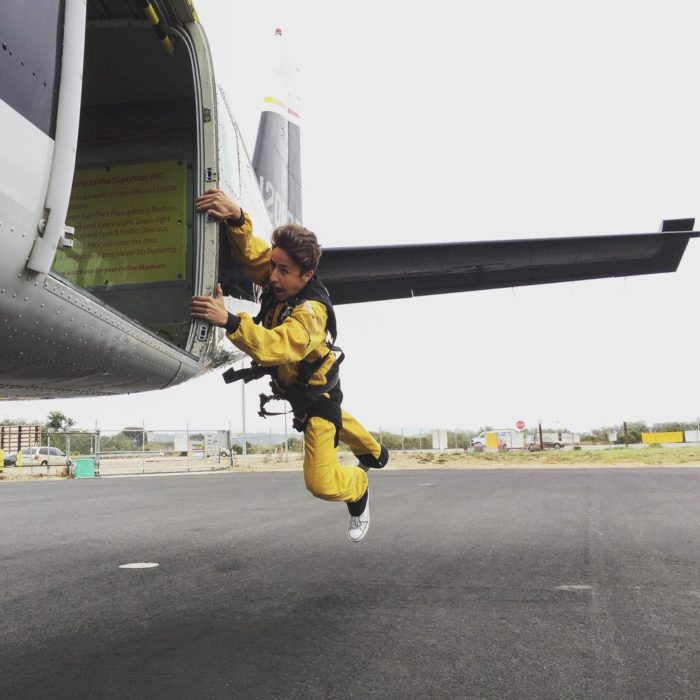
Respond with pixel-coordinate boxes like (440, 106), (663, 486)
(22, 446), (73, 467)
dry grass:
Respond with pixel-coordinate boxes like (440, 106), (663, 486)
(391, 446), (700, 469)
(234, 446), (700, 472)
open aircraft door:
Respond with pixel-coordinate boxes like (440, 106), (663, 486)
(40, 0), (222, 360)
(0, 0), (240, 398)
(47, 2), (225, 350)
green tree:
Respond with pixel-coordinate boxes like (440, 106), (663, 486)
(366, 431), (397, 449)
(651, 421), (694, 433)
(286, 437), (303, 452)
(67, 433), (94, 455)
(1, 417), (39, 426)
(45, 411), (75, 432)
(100, 433), (134, 452)
(619, 421), (649, 444)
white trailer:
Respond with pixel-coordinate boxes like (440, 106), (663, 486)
(528, 431), (580, 450)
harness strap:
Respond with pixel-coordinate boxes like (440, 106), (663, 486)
(226, 275), (342, 431)
(255, 345), (344, 426)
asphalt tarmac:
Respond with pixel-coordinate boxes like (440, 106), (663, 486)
(1, 468), (698, 699)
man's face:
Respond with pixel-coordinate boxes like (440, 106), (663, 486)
(269, 246), (312, 301)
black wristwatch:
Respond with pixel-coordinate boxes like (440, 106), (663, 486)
(224, 212), (245, 228)
(224, 313), (240, 333)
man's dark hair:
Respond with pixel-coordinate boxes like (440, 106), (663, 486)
(271, 224), (321, 273)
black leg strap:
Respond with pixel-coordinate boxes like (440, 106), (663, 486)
(356, 444), (389, 469)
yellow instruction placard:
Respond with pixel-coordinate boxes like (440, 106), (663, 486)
(55, 160), (187, 286)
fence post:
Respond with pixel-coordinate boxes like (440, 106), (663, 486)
(241, 364), (247, 457)
(95, 422), (101, 476)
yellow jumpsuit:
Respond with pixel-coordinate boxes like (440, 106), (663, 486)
(224, 213), (382, 504)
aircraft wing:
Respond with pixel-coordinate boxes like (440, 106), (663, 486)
(317, 223), (699, 305)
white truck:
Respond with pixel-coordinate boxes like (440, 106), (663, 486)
(471, 430), (526, 450)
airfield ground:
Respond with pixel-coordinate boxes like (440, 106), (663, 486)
(2, 445), (700, 480)
(1, 467), (698, 698)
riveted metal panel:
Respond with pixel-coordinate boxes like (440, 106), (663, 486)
(0, 0), (63, 136)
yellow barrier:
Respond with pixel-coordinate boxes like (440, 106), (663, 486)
(641, 431), (683, 444)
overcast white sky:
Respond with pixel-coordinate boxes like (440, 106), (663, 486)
(3, 0), (700, 435)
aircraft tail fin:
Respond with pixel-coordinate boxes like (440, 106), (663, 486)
(252, 27), (302, 226)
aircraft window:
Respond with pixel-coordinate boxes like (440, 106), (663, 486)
(52, 23), (198, 350)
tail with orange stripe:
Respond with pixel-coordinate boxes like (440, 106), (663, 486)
(252, 28), (302, 226)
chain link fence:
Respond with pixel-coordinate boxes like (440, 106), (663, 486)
(368, 427), (471, 451)
(5, 422), (699, 478)
(1, 428), (305, 477)
(2, 425), (475, 477)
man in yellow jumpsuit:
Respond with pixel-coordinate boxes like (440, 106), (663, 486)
(191, 190), (388, 542)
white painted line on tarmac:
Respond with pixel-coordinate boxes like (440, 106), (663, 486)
(119, 562), (159, 569)
(102, 470), (233, 479)
(556, 584), (592, 591)
(417, 483), (432, 486)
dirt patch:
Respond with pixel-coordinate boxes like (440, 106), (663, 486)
(231, 448), (700, 472)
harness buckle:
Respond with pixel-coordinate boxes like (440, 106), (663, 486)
(222, 364), (268, 384)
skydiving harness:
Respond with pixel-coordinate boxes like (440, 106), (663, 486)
(222, 276), (344, 432)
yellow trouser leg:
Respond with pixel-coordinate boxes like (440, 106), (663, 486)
(339, 409), (382, 459)
(303, 416), (368, 503)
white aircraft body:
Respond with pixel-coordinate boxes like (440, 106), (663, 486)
(1, 0), (697, 400)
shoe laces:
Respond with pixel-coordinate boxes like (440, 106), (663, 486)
(349, 513), (367, 529)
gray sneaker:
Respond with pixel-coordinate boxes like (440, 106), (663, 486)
(348, 497), (370, 542)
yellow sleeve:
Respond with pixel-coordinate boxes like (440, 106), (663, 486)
(225, 211), (271, 286)
(227, 300), (329, 366)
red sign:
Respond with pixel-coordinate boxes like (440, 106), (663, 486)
(516, 420), (526, 430)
